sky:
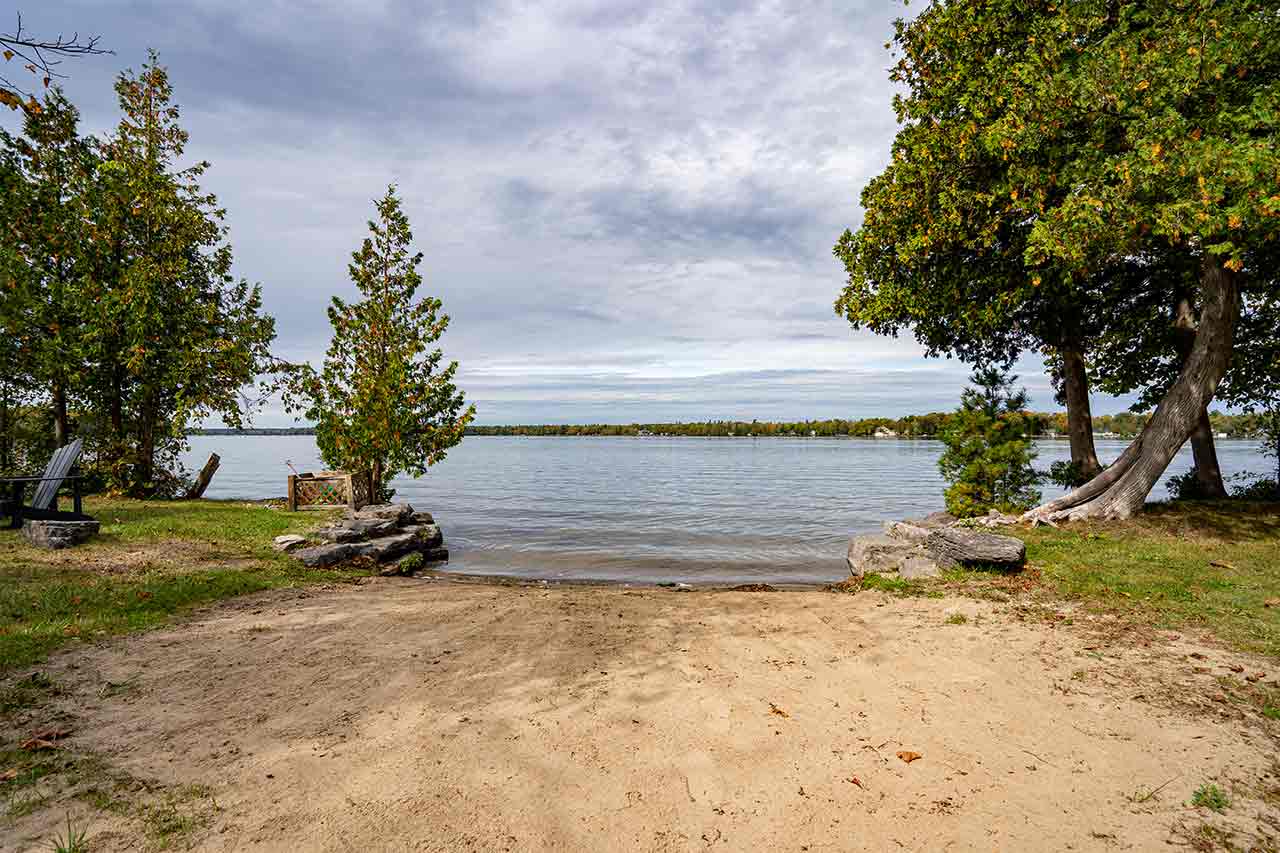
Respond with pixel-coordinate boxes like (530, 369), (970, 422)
(7, 1), (1141, 425)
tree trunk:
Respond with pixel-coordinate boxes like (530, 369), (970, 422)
(1171, 295), (1228, 498)
(52, 377), (69, 448)
(0, 384), (10, 472)
(1188, 409), (1227, 498)
(1026, 258), (1239, 520)
(1060, 347), (1102, 479)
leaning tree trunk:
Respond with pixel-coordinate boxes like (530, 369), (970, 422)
(1026, 259), (1239, 520)
(1061, 346), (1103, 479)
(1170, 296), (1228, 498)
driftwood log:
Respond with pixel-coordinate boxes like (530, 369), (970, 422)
(186, 453), (220, 499)
(924, 528), (1026, 571)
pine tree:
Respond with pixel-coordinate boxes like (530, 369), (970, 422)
(938, 367), (1041, 518)
(282, 185), (475, 499)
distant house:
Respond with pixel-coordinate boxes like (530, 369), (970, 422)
(873, 426), (898, 438)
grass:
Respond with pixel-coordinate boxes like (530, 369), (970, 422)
(0, 497), (360, 673)
(1191, 783), (1231, 812)
(47, 813), (90, 853)
(1016, 501), (1280, 657)
(944, 612), (969, 625)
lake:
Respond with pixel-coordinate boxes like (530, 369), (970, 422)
(183, 435), (1269, 585)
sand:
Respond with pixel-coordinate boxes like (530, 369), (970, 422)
(3, 578), (1278, 852)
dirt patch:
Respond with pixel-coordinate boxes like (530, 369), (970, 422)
(3, 581), (1278, 851)
(13, 538), (254, 575)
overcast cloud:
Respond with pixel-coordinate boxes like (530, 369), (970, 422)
(7, 1), (1132, 425)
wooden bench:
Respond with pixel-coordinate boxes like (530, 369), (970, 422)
(1, 438), (91, 529)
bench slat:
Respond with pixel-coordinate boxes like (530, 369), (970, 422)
(31, 439), (83, 510)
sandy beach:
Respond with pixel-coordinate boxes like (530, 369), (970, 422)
(4, 577), (1278, 852)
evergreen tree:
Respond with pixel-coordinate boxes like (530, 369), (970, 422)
(938, 367), (1041, 518)
(282, 185), (475, 499)
(85, 53), (275, 494)
(0, 87), (95, 450)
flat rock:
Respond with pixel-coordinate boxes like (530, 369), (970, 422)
(347, 503), (415, 523)
(925, 528), (1026, 571)
(316, 517), (399, 543)
(846, 534), (920, 577)
(883, 521), (931, 544)
(411, 511), (435, 524)
(294, 541), (362, 568)
(349, 532), (424, 563)
(22, 519), (99, 549)
(272, 534), (308, 552)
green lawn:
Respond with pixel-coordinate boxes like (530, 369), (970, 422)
(0, 498), (355, 672)
(1017, 501), (1280, 657)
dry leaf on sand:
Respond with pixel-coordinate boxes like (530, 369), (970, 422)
(896, 751), (923, 763)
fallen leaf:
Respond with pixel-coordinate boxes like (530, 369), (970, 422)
(769, 703), (790, 719)
(0, 768), (17, 781)
(1227, 664), (1244, 673)
(1189, 652), (1206, 660)
(848, 776), (864, 789)
(1246, 672), (1265, 683)
(1209, 560), (1237, 571)
(896, 751), (923, 763)
(1264, 599), (1279, 609)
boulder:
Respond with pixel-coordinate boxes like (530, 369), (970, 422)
(924, 528), (1026, 571)
(407, 523), (443, 548)
(411, 511), (435, 525)
(347, 503), (415, 524)
(904, 511), (955, 529)
(22, 519), (99, 549)
(898, 555), (942, 579)
(846, 534), (920, 577)
(272, 534), (308, 552)
(883, 521), (931, 544)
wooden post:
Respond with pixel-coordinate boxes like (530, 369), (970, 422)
(186, 453), (221, 499)
(346, 473), (357, 510)
(287, 474), (298, 512)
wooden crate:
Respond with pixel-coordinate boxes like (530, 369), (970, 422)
(286, 471), (372, 511)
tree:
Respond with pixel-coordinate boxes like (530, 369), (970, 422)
(0, 87), (96, 448)
(281, 185), (475, 499)
(837, 0), (1280, 520)
(938, 366), (1041, 518)
(84, 53), (276, 494)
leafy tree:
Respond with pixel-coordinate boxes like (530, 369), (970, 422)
(938, 366), (1041, 517)
(838, 0), (1280, 519)
(281, 185), (475, 499)
(84, 53), (275, 494)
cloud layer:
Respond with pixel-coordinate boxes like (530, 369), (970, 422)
(10, 1), (1125, 423)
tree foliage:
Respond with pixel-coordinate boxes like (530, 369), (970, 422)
(938, 366), (1041, 517)
(281, 186), (475, 499)
(837, 0), (1280, 518)
(0, 54), (276, 495)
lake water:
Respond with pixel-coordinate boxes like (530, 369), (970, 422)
(183, 435), (1270, 585)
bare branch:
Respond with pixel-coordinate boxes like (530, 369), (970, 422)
(1, 11), (112, 104)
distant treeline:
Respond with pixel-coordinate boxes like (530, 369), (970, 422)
(192, 428), (317, 436)
(464, 411), (1273, 439)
